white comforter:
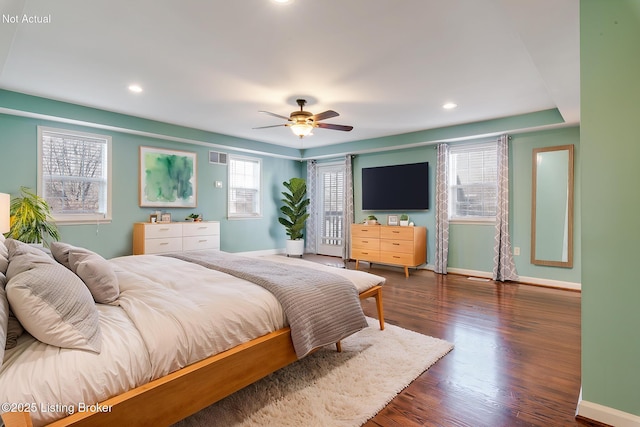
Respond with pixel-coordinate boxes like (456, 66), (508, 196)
(0, 255), (286, 426)
(0, 254), (383, 426)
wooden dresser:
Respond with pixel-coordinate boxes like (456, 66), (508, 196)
(133, 221), (220, 255)
(350, 224), (426, 277)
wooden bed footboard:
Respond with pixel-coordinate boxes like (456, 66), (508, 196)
(1, 285), (384, 427)
(2, 328), (297, 427)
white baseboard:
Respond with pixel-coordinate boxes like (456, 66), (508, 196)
(577, 396), (640, 427)
(436, 267), (581, 291)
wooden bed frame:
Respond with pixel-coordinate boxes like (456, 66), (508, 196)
(2, 285), (384, 427)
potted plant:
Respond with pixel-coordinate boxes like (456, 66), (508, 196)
(400, 214), (409, 226)
(185, 213), (202, 222)
(6, 187), (60, 246)
(278, 178), (310, 257)
(366, 215), (378, 225)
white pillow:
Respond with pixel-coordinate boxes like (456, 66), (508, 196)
(69, 250), (119, 304)
(0, 238), (8, 275)
(5, 240), (102, 353)
(0, 272), (8, 364)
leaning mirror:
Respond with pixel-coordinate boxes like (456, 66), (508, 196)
(531, 145), (574, 267)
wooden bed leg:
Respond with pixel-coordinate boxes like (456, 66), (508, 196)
(358, 285), (385, 330)
(1, 411), (33, 427)
(336, 341), (342, 352)
(374, 288), (385, 330)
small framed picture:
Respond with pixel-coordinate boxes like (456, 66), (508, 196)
(160, 213), (172, 223)
(149, 214), (158, 223)
(387, 215), (399, 226)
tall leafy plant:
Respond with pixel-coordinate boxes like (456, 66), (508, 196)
(278, 178), (310, 240)
(7, 187), (60, 246)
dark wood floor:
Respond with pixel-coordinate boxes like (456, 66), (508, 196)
(306, 255), (595, 427)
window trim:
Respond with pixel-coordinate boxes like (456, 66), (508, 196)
(447, 141), (497, 224)
(37, 126), (112, 224)
(227, 154), (262, 220)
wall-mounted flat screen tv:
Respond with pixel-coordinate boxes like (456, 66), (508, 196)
(362, 162), (429, 210)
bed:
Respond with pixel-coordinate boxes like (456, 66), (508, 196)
(0, 237), (385, 427)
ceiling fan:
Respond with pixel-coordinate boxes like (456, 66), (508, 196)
(254, 99), (353, 138)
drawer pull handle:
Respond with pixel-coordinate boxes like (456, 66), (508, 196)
(392, 231), (400, 234)
(160, 228), (170, 231)
(362, 240), (368, 243)
(198, 227), (207, 230)
(393, 243), (400, 245)
(199, 239), (207, 243)
(160, 242), (169, 245)
(393, 256), (401, 259)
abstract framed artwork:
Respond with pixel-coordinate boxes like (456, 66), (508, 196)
(139, 146), (197, 207)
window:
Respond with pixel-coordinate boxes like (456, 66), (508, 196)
(448, 141), (497, 221)
(38, 126), (112, 223)
(228, 155), (261, 218)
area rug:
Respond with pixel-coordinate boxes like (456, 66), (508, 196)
(173, 317), (453, 427)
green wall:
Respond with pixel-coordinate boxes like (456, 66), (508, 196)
(348, 127), (580, 284)
(581, 0), (640, 417)
(0, 94), (581, 286)
(0, 91), (303, 258)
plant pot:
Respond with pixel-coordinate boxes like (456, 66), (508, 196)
(285, 239), (305, 257)
(366, 220), (378, 225)
(400, 220), (409, 226)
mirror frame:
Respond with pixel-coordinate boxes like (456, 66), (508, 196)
(531, 144), (574, 268)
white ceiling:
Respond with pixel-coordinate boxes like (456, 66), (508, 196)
(0, 0), (579, 150)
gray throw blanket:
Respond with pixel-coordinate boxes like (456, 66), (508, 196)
(163, 251), (368, 358)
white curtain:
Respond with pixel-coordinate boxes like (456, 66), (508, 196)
(434, 143), (450, 274)
(343, 155), (355, 260)
(305, 160), (318, 254)
(493, 135), (518, 281)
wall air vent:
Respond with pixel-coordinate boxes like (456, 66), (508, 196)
(209, 151), (228, 165)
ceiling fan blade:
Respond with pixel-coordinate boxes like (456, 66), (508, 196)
(252, 124), (287, 129)
(311, 110), (339, 121)
(316, 123), (353, 132)
(259, 111), (291, 121)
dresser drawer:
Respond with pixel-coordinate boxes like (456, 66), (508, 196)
(183, 235), (220, 251)
(381, 226), (415, 240)
(183, 222), (220, 237)
(351, 237), (379, 250)
(379, 251), (416, 266)
(380, 239), (414, 253)
(144, 223), (183, 239)
(144, 237), (182, 254)
(351, 248), (380, 262)
(351, 225), (380, 238)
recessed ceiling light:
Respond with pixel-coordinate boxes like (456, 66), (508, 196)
(128, 84), (143, 93)
(272, 0), (292, 4)
(443, 102), (457, 110)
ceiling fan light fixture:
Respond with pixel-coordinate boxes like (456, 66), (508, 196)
(290, 122), (314, 138)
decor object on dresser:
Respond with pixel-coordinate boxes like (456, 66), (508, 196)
(400, 214), (409, 226)
(185, 213), (202, 222)
(5, 187), (59, 246)
(278, 178), (310, 257)
(365, 215), (378, 225)
(133, 221), (220, 254)
(139, 146), (197, 208)
(351, 224), (426, 277)
(387, 215), (398, 226)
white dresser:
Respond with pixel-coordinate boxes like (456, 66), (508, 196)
(133, 221), (220, 255)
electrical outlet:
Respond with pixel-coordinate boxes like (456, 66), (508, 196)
(514, 247), (521, 256)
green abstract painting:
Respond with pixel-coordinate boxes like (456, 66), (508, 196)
(139, 146), (197, 207)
